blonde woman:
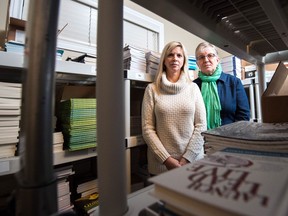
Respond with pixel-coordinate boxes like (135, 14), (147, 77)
(142, 41), (207, 175)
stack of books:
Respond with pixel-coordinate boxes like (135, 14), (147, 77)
(221, 55), (242, 78)
(145, 50), (160, 76)
(55, 165), (75, 213)
(53, 131), (65, 153)
(188, 55), (197, 71)
(0, 82), (22, 158)
(76, 178), (99, 198)
(5, 41), (24, 54)
(143, 120), (288, 215)
(74, 178), (99, 216)
(123, 44), (147, 74)
(201, 121), (288, 155)
(58, 98), (97, 151)
(74, 192), (99, 216)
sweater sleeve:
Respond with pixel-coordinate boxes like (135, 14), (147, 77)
(141, 84), (171, 163)
(183, 83), (207, 162)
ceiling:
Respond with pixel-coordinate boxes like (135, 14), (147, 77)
(131, 0), (288, 65)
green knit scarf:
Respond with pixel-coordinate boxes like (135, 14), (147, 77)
(198, 64), (222, 129)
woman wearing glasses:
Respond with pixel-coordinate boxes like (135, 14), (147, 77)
(142, 41), (207, 175)
(194, 42), (250, 130)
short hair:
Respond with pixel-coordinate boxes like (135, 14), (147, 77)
(195, 42), (219, 57)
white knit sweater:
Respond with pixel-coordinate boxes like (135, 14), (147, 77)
(141, 73), (207, 175)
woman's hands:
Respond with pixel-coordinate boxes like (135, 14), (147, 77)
(164, 156), (189, 170)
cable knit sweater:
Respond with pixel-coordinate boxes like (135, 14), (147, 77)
(142, 73), (207, 175)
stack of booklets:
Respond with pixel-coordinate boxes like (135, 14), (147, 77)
(55, 165), (75, 213)
(188, 55), (197, 71)
(201, 121), (288, 155)
(58, 98), (97, 151)
(0, 81), (22, 158)
(148, 147), (288, 216)
(5, 41), (24, 54)
(74, 192), (99, 216)
(221, 55), (242, 78)
(76, 178), (99, 198)
(145, 50), (160, 76)
(74, 178), (99, 216)
(123, 44), (147, 74)
(53, 131), (65, 153)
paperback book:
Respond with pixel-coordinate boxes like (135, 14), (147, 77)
(74, 193), (99, 216)
(149, 148), (288, 216)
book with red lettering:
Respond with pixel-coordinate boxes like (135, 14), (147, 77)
(148, 148), (288, 216)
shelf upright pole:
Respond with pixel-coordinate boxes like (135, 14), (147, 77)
(16, 0), (60, 215)
(256, 60), (266, 122)
(97, 0), (128, 215)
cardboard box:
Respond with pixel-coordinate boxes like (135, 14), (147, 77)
(261, 62), (288, 123)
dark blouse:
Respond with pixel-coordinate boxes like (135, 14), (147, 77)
(194, 72), (250, 126)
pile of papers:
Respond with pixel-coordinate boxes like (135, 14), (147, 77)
(0, 81), (22, 158)
(58, 98), (97, 151)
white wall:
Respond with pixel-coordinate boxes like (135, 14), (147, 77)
(124, 0), (230, 58)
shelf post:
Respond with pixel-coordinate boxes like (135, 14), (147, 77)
(97, 0), (128, 215)
(16, 0), (60, 215)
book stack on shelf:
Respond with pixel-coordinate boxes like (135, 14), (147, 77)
(76, 178), (99, 199)
(74, 178), (99, 216)
(147, 148), (288, 216)
(188, 55), (198, 80)
(145, 50), (160, 76)
(53, 131), (65, 153)
(5, 41), (24, 54)
(188, 55), (197, 71)
(201, 121), (288, 155)
(221, 55), (242, 78)
(58, 98), (97, 151)
(0, 81), (22, 158)
(123, 44), (147, 74)
(55, 165), (75, 214)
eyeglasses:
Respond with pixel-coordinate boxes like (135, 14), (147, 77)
(196, 53), (217, 61)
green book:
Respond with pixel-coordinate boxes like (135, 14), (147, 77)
(60, 98), (96, 110)
(68, 142), (97, 151)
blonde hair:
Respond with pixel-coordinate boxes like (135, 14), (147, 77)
(154, 41), (189, 94)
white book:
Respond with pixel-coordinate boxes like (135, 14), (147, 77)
(0, 86), (22, 98)
(0, 98), (21, 106)
(0, 116), (21, 121)
(0, 126), (20, 133)
(0, 104), (21, 109)
(58, 193), (71, 209)
(0, 120), (20, 127)
(53, 143), (64, 153)
(53, 131), (64, 144)
(58, 180), (70, 197)
(0, 145), (17, 158)
(0, 82), (22, 88)
(0, 138), (18, 145)
(77, 179), (98, 193)
(149, 148), (288, 216)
